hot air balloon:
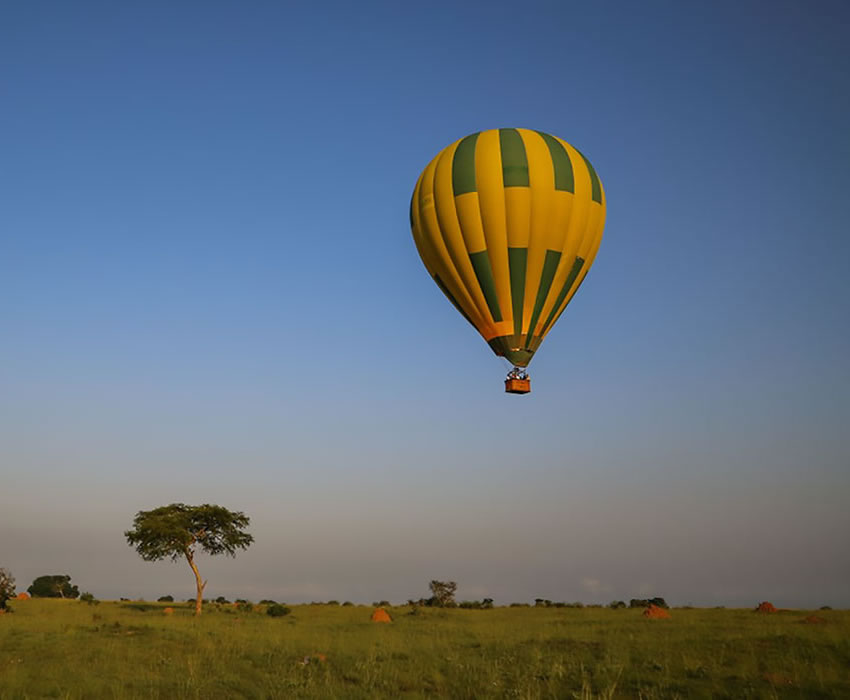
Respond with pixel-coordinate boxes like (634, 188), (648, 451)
(409, 128), (606, 394)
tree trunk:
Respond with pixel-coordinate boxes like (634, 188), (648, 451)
(186, 552), (206, 616)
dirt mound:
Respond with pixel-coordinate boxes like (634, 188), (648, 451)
(755, 601), (777, 613)
(643, 604), (670, 619)
(800, 615), (827, 624)
(371, 607), (392, 623)
(16, 593), (30, 601)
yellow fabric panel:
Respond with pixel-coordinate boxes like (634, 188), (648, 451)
(560, 139), (593, 255)
(550, 189), (575, 254)
(415, 155), (486, 330)
(518, 129), (556, 335)
(453, 190), (513, 337)
(454, 192), (487, 253)
(504, 187), (531, 249)
(528, 137), (598, 337)
(534, 200), (584, 335)
(580, 204), (605, 261)
(432, 142), (494, 336)
(474, 129), (512, 334)
(410, 173), (436, 275)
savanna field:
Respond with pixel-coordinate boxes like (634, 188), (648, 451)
(1, 600), (848, 699)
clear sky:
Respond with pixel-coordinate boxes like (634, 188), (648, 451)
(2, 1), (848, 607)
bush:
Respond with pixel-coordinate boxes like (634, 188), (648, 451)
(609, 600), (626, 609)
(259, 599), (277, 605)
(327, 600), (340, 606)
(266, 604), (291, 617)
(157, 595), (174, 603)
(0, 568), (14, 611)
(342, 601), (353, 606)
(79, 592), (99, 605)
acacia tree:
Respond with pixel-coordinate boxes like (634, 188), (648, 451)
(429, 580), (457, 607)
(124, 503), (253, 616)
(28, 574), (79, 599)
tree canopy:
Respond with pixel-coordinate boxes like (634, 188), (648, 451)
(124, 503), (253, 616)
(125, 503), (253, 561)
(28, 574), (79, 599)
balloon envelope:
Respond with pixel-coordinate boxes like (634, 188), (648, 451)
(410, 128), (606, 367)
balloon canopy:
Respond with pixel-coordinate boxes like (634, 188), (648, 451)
(410, 128), (606, 377)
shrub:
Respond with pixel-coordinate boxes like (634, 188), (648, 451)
(158, 595), (174, 602)
(80, 592), (99, 605)
(609, 600), (626, 609)
(820, 605), (832, 610)
(259, 599), (277, 605)
(342, 601), (353, 606)
(327, 600), (340, 606)
(0, 568), (14, 610)
(266, 604), (291, 617)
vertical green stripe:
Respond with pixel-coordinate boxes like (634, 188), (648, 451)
(535, 131), (574, 193)
(452, 132), (479, 196)
(468, 251), (503, 322)
(525, 249), (562, 345)
(577, 150), (602, 203)
(508, 247), (527, 343)
(499, 129), (529, 187)
(433, 275), (474, 328)
(540, 257), (585, 334)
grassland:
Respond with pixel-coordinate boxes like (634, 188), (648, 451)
(0, 599), (847, 698)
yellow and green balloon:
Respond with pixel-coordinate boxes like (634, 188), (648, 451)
(410, 128), (606, 374)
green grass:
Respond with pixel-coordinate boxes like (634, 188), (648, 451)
(1, 600), (848, 698)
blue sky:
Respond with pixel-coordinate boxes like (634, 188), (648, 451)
(2, 1), (848, 607)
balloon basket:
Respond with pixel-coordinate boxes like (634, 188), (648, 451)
(505, 368), (530, 395)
